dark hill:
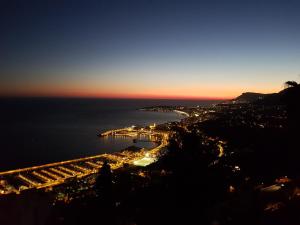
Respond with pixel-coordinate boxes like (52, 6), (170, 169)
(235, 92), (261, 102)
(232, 86), (299, 105)
(234, 92), (277, 103)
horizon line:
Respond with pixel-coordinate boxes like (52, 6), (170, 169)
(0, 94), (232, 101)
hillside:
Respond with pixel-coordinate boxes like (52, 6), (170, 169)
(232, 86), (300, 105)
(233, 92), (277, 103)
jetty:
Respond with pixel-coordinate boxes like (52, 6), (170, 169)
(0, 127), (169, 196)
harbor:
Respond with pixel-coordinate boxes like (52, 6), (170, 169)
(0, 125), (169, 196)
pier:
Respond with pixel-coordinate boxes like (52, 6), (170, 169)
(0, 127), (169, 196)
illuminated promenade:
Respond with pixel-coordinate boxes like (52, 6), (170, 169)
(0, 127), (169, 195)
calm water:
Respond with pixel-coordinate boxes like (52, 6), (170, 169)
(0, 98), (219, 171)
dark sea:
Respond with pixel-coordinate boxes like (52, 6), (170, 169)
(0, 98), (219, 171)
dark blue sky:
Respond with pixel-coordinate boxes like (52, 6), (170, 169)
(1, 0), (300, 98)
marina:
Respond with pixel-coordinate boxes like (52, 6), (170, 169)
(0, 126), (169, 195)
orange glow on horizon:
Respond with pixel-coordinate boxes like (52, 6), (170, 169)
(0, 81), (281, 100)
(0, 91), (232, 100)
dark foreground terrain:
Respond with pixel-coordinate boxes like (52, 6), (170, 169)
(1, 82), (300, 225)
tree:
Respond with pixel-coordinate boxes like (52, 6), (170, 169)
(284, 81), (298, 88)
(95, 160), (113, 205)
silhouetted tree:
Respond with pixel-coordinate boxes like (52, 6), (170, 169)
(284, 80), (298, 88)
(282, 81), (300, 126)
(95, 160), (113, 205)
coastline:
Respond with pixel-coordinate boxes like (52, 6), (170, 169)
(0, 99), (184, 171)
(0, 101), (195, 196)
(0, 125), (170, 195)
(173, 109), (190, 117)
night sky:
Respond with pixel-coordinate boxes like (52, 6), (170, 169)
(1, 0), (300, 98)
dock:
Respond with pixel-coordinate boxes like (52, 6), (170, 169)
(0, 127), (169, 196)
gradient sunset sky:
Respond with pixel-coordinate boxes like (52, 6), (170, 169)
(1, 0), (300, 99)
